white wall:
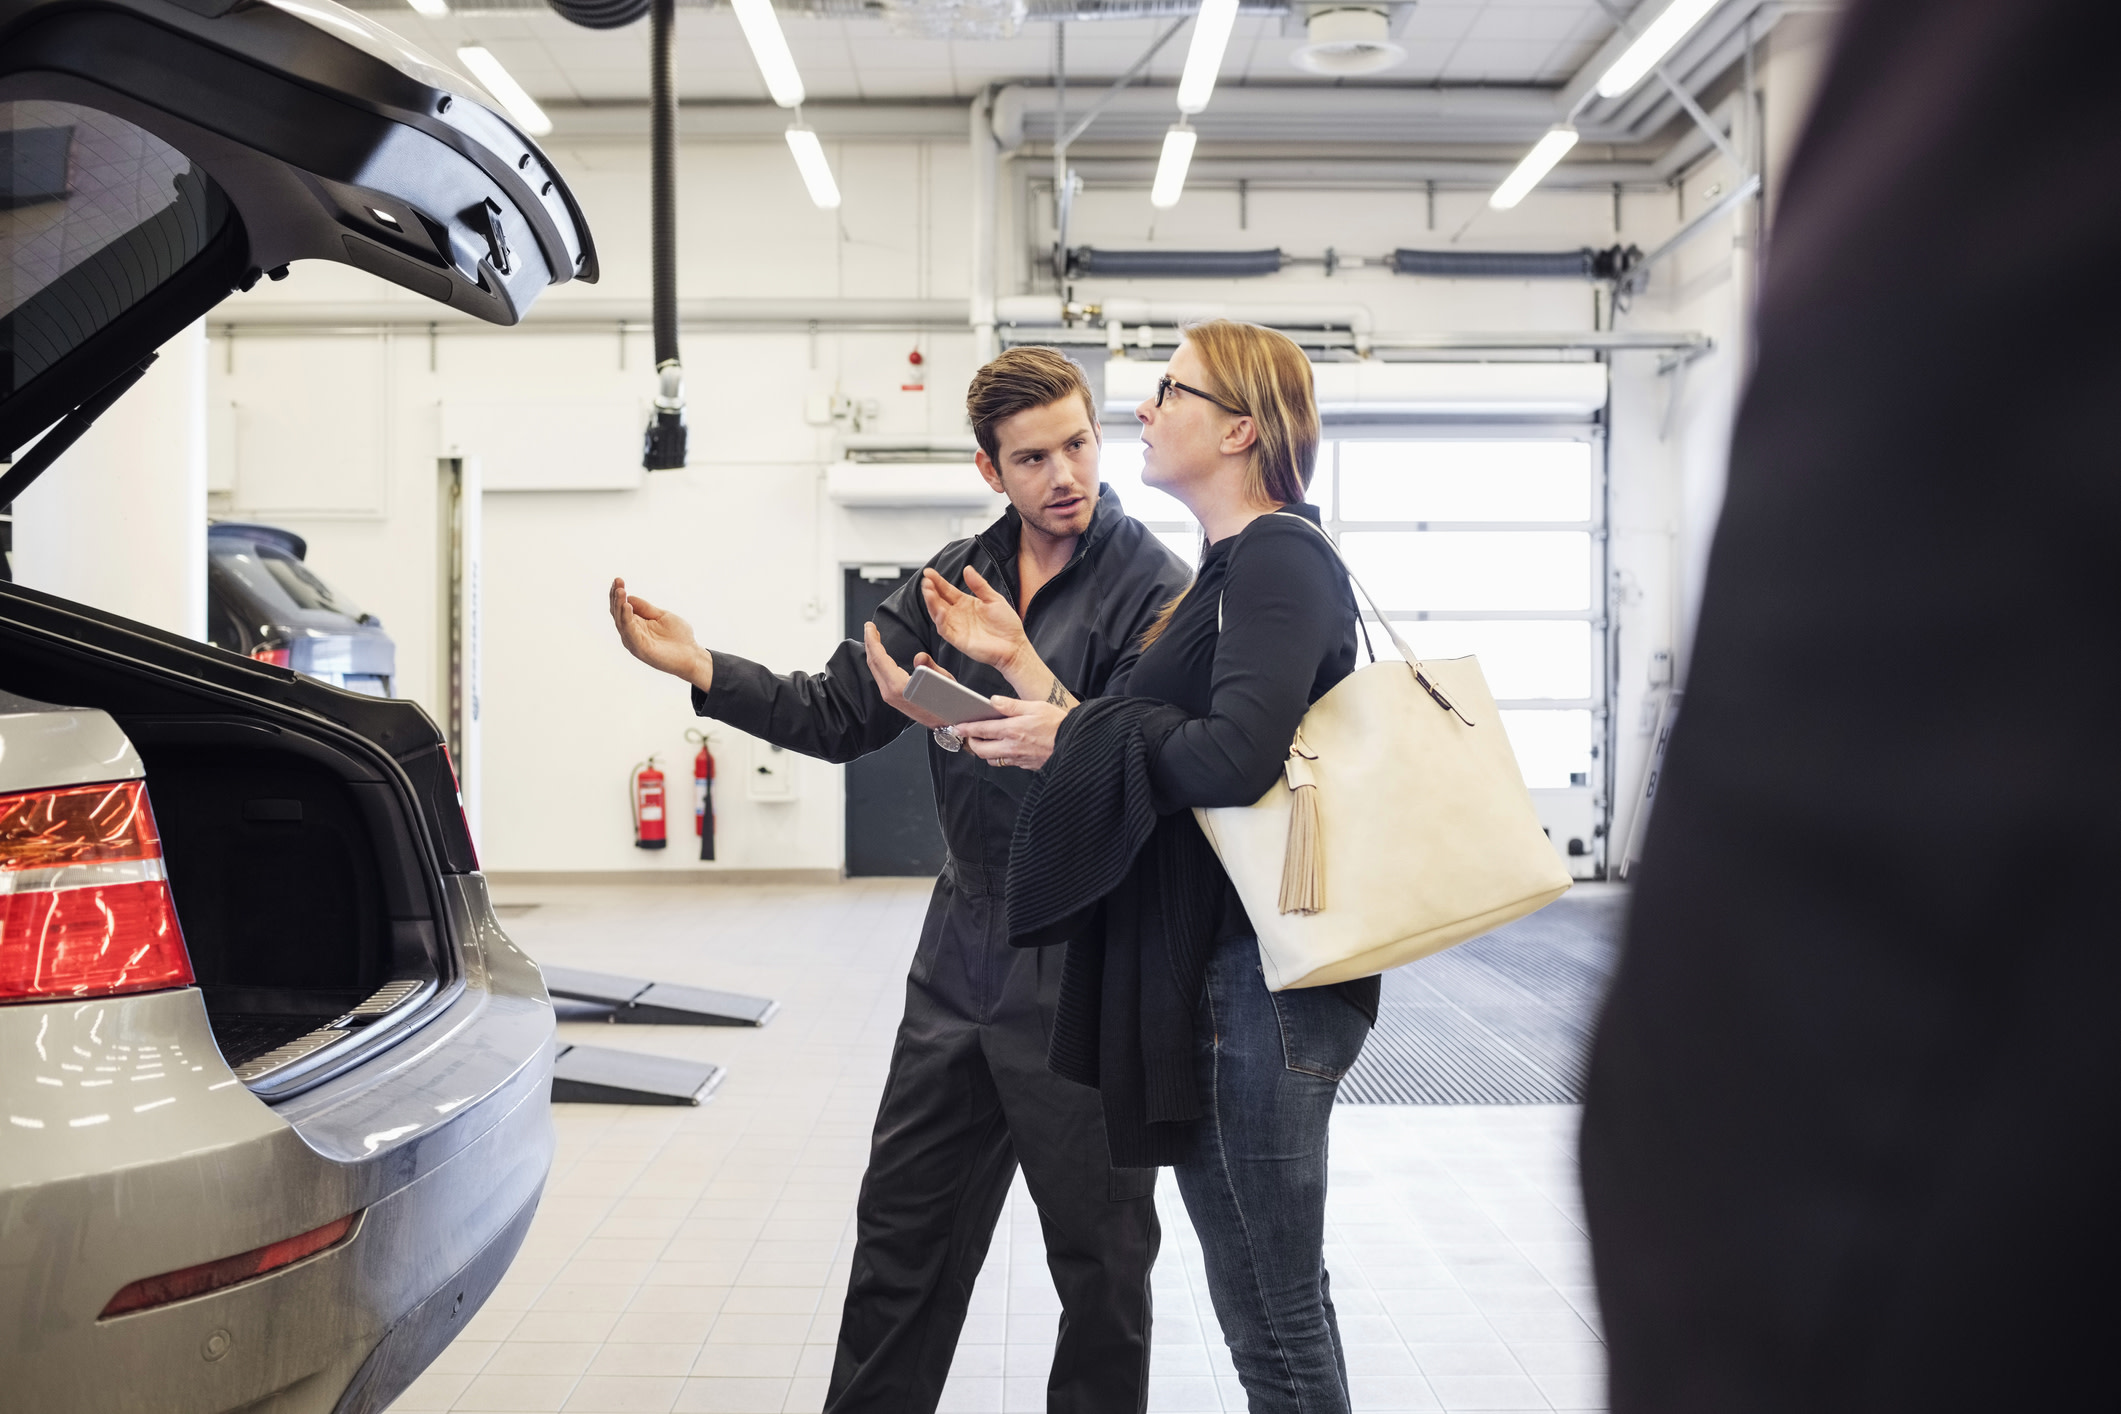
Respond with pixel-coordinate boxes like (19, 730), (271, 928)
(1603, 16), (1836, 859)
(14, 322), (209, 639)
(202, 33), (1830, 875)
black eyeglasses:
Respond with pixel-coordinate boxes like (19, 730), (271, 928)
(1155, 374), (1247, 416)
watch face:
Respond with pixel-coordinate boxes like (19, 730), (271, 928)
(931, 727), (963, 752)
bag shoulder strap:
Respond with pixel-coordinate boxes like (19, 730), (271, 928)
(1216, 510), (1473, 725)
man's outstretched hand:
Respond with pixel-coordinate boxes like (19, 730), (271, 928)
(862, 622), (954, 729)
(610, 577), (713, 691)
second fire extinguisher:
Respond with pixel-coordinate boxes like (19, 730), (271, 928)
(631, 757), (667, 850)
(685, 728), (716, 861)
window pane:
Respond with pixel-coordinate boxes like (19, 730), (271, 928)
(1500, 710), (1593, 789)
(2, 101), (231, 395)
(1154, 529), (1200, 565)
(1308, 440), (1335, 514)
(1368, 619), (1592, 700)
(1339, 530), (1592, 612)
(1098, 438), (1195, 525)
(1339, 441), (1591, 522)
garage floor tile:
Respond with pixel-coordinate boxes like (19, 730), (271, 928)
(386, 880), (1605, 1413)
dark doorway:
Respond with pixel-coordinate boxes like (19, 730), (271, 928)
(844, 566), (947, 877)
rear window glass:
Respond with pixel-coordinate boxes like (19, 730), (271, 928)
(1, 101), (231, 397)
(212, 544), (367, 622)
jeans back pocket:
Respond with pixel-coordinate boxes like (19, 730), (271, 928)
(1268, 983), (1373, 1081)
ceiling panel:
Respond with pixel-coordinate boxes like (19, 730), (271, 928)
(364, 0), (1623, 105)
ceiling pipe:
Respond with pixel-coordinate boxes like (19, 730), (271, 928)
(996, 294), (1374, 354)
(1061, 156), (1667, 188)
(970, 89), (999, 362)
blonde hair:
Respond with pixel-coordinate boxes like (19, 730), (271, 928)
(1139, 320), (1319, 647)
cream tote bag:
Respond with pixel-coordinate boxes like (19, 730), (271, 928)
(1193, 513), (1572, 991)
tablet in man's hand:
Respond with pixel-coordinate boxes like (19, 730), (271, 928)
(904, 665), (1005, 725)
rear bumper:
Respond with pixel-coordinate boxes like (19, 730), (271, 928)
(0, 873), (554, 1414)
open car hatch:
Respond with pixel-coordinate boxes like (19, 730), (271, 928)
(0, 0), (597, 484)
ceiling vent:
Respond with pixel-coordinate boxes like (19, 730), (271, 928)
(1292, 5), (1405, 75)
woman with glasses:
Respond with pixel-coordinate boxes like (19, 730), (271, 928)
(919, 320), (1374, 1413)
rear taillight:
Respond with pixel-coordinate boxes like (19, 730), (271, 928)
(0, 780), (193, 1003)
(100, 1212), (358, 1318)
(250, 644), (292, 668)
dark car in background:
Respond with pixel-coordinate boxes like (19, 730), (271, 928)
(208, 522), (397, 696)
(0, 0), (598, 1407)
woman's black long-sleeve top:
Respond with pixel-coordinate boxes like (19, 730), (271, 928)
(1129, 505), (1381, 1016)
(1007, 502), (1378, 1165)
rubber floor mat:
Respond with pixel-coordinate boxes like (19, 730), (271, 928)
(1336, 891), (1624, 1104)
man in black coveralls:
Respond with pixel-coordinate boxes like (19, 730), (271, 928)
(1582, 1), (2121, 1408)
(609, 347), (1190, 1414)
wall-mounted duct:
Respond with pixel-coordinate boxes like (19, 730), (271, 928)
(1392, 246), (1641, 281)
(1068, 247), (1285, 279)
(826, 462), (1005, 509)
(1105, 358), (1608, 417)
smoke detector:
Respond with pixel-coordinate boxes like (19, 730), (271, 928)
(1292, 5), (1406, 75)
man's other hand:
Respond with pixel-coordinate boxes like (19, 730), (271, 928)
(921, 567), (1034, 678)
(610, 577), (713, 690)
(863, 622), (953, 729)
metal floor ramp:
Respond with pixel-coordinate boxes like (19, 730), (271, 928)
(542, 966), (780, 1027)
(551, 1043), (725, 1106)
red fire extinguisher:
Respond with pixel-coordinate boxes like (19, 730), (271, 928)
(685, 728), (716, 861)
(631, 757), (667, 850)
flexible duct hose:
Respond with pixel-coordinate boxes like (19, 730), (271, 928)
(545, 0), (647, 28)
(1069, 247), (1285, 279)
(1392, 245), (1642, 280)
(641, 0), (687, 468)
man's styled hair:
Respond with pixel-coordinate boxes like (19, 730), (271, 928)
(966, 346), (1099, 459)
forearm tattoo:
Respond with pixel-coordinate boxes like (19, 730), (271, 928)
(1045, 677), (1077, 709)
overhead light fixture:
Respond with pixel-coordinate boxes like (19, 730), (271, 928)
(1489, 125), (1578, 210)
(1150, 123), (1197, 209)
(1292, 5), (1405, 76)
(733, 0), (807, 109)
(405, 0), (449, 16)
(1595, 0), (1721, 98)
(1175, 0), (1239, 115)
(456, 47), (552, 135)
(785, 125), (841, 208)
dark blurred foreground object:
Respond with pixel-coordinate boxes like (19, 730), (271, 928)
(1581, 2), (2121, 1409)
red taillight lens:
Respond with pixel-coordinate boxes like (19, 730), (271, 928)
(100, 1212), (358, 1318)
(250, 645), (292, 668)
(0, 780), (193, 1003)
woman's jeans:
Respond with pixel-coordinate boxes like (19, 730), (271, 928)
(1174, 933), (1373, 1413)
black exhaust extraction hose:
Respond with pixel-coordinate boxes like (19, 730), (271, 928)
(544, 0), (683, 464)
(1069, 247), (1285, 279)
(1392, 245), (1643, 281)
(640, 0), (686, 469)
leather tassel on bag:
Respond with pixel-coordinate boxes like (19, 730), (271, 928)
(1279, 741), (1324, 915)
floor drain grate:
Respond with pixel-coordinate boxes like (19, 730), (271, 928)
(1337, 892), (1623, 1105)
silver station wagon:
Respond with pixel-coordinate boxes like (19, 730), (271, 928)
(0, 0), (596, 1407)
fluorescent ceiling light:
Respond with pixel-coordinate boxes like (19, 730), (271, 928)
(1595, 0), (1721, 98)
(1489, 126), (1579, 210)
(1150, 125), (1197, 209)
(456, 46), (551, 136)
(733, 0), (806, 109)
(405, 0), (448, 16)
(785, 126), (841, 208)
(1175, 0), (1239, 115)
